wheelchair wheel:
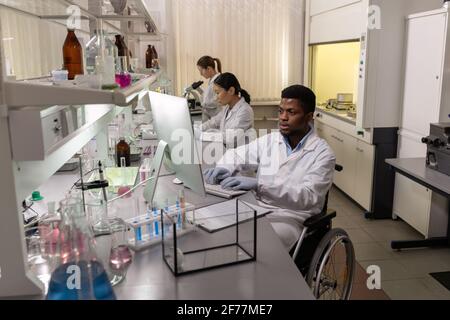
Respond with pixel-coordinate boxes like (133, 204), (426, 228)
(306, 228), (355, 300)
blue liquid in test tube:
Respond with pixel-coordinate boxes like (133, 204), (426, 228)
(134, 221), (142, 243)
(164, 199), (170, 234)
(176, 199), (182, 230)
(153, 203), (159, 236)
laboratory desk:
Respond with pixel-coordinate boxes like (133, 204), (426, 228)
(385, 158), (450, 250)
(39, 170), (314, 300)
(386, 158), (450, 291)
(111, 175), (314, 300)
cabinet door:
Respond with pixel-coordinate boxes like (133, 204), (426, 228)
(314, 120), (325, 139)
(402, 13), (446, 135)
(354, 140), (375, 211)
(338, 131), (357, 197)
(393, 133), (432, 236)
(323, 126), (344, 187)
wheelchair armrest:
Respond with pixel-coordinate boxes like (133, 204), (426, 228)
(304, 209), (337, 229)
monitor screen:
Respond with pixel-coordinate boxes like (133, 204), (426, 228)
(148, 92), (206, 198)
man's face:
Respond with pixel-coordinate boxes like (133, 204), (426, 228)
(278, 98), (313, 136)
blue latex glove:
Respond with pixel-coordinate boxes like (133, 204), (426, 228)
(203, 167), (232, 185)
(220, 177), (258, 191)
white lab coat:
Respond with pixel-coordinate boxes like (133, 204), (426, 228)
(201, 97), (254, 146)
(217, 130), (336, 250)
(202, 73), (222, 121)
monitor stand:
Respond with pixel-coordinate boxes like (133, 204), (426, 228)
(143, 140), (170, 206)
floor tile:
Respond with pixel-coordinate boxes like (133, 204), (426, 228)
(350, 283), (390, 300)
(332, 216), (360, 229)
(359, 259), (416, 281)
(396, 255), (450, 278)
(353, 243), (394, 261)
(420, 275), (450, 300)
(362, 224), (423, 243)
(381, 279), (437, 300)
(344, 228), (376, 244)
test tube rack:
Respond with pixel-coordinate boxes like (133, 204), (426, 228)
(125, 203), (196, 252)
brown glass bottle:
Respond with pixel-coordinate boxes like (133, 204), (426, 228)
(116, 138), (131, 167)
(115, 35), (130, 71)
(151, 46), (159, 69)
(145, 45), (155, 69)
(63, 29), (84, 80)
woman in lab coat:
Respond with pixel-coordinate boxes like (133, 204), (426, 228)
(204, 85), (336, 251)
(199, 72), (254, 147)
(197, 56), (223, 121)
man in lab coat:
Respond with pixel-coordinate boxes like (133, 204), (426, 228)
(204, 85), (336, 251)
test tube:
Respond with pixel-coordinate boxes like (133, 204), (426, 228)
(179, 189), (186, 229)
(153, 201), (159, 237)
(164, 199), (170, 234)
(146, 205), (153, 238)
(134, 221), (142, 243)
(176, 197), (182, 230)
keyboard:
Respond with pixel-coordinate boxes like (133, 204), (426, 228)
(204, 183), (247, 199)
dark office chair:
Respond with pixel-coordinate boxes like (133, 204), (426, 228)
(290, 165), (355, 300)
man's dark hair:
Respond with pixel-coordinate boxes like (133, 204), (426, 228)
(281, 85), (316, 114)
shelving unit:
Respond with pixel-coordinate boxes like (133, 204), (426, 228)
(0, 1), (162, 298)
(0, 0), (161, 40)
(5, 72), (160, 108)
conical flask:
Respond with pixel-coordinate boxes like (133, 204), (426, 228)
(46, 197), (116, 300)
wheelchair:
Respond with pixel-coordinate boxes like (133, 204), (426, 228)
(290, 165), (356, 300)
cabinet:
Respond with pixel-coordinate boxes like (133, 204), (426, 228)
(354, 139), (375, 210)
(315, 119), (374, 211)
(394, 8), (450, 238)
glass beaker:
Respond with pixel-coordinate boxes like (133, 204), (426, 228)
(108, 220), (133, 286)
(115, 56), (132, 88)
(86, 199), (111, 236)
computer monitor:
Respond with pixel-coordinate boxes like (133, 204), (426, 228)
(144, 92), (206, 204)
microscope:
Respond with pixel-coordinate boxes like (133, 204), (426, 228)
(422, 123), (450, 175)
(183, 81), (204, 116)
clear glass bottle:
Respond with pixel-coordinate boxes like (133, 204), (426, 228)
(46, 197), (116, 300)
(86, 30), (118, 75)
(63, 29), (84, 80)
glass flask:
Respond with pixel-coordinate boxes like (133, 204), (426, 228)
(46, 197), (116, 300)
(63, 29), (84, 80)
(85, 30), (118, 75)
(108, 220), (133, 286)
(115, 56), (132, 89)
